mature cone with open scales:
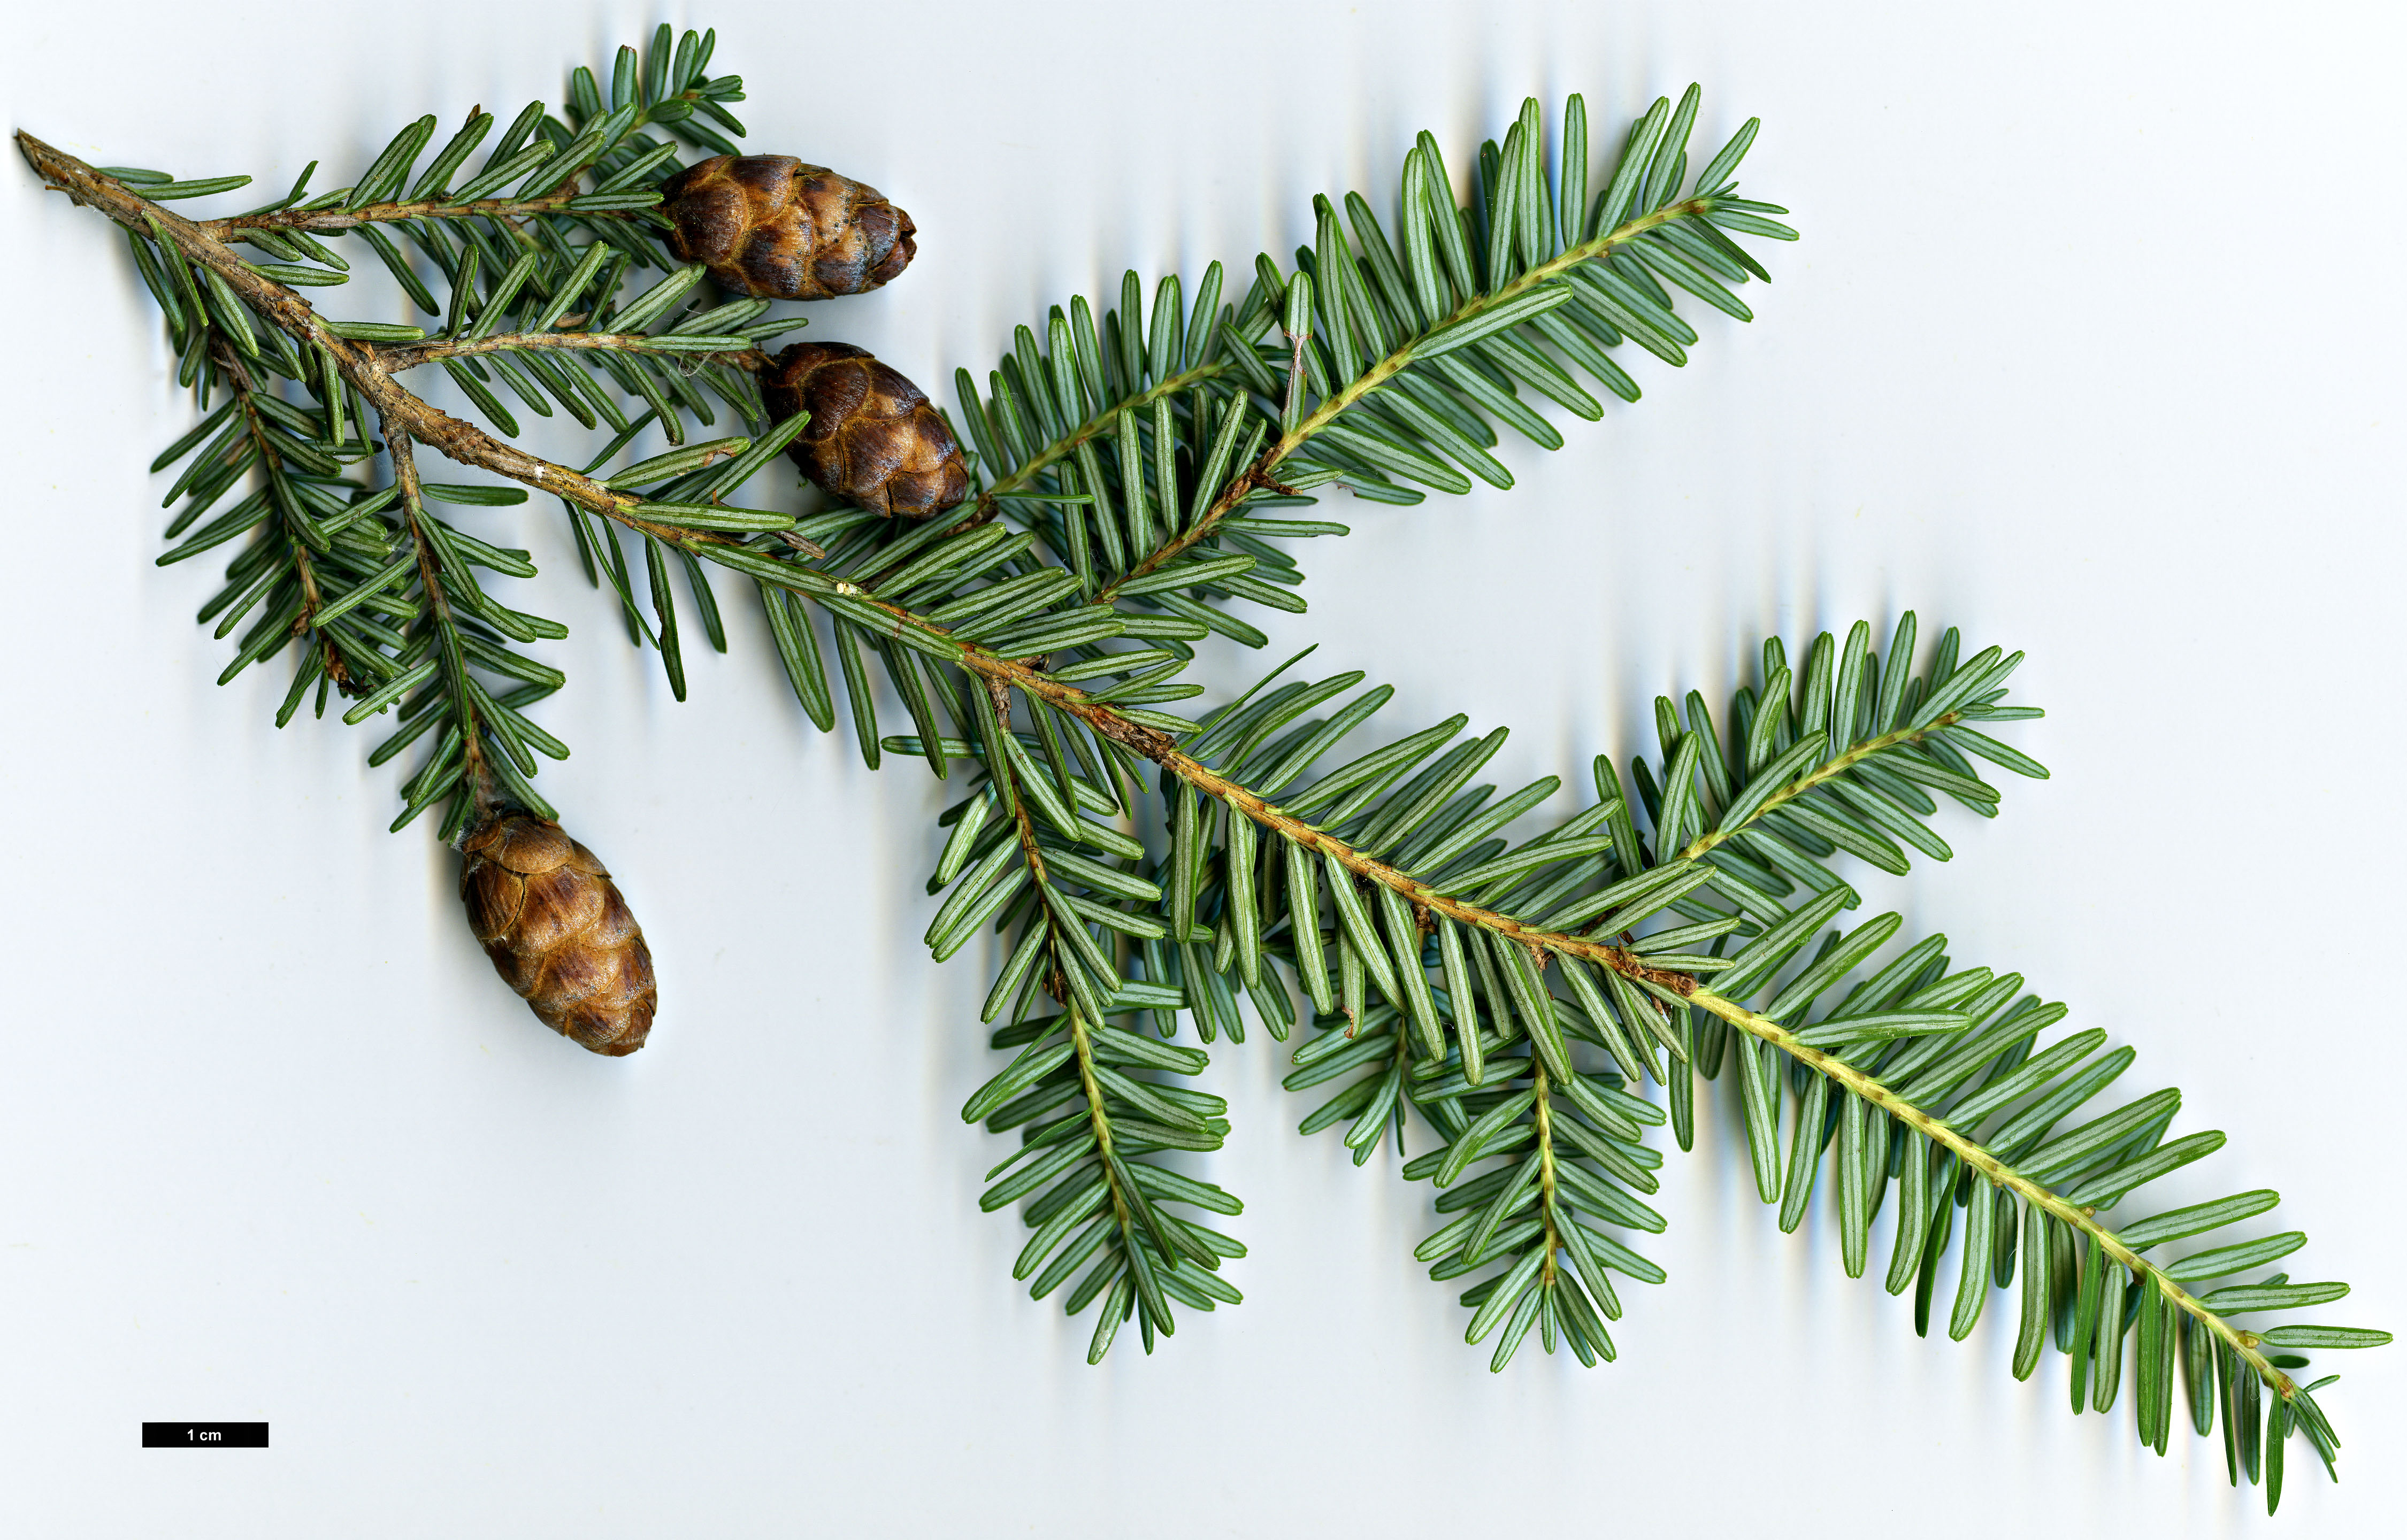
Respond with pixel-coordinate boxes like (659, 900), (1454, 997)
(658, 154), (916, 300)
(762, 342), (969, 519)
(459, 812), (656, 1056)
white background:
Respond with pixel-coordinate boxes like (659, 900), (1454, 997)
(2, 1), (2401, 1534)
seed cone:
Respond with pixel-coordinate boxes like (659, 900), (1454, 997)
(658, 155), (916, 301)
(762, 342), (970, 520)
(459, 811), (656, 1057)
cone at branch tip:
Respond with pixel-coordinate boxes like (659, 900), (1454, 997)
(762, 342), (969, 520)
(459, 811), (656, 1056)
(659, 154), (916, 301)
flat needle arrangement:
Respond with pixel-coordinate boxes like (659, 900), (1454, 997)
(20, 25), (2384, 1511)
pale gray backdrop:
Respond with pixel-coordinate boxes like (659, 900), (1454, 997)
(3, 1), (2401, 1534)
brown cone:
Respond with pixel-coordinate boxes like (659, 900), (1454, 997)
(762, 342), (969, 520)
(658, 155), (916, 301)
(459, 812), (656, 1057)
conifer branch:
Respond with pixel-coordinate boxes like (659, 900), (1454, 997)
(23, 132), (807, 565)
(200, 187), (616, 237)
(380, 418), (505, 823)
(32, 28), (2383, 1496)
(970, 359), (1235, 521)
(887, 599), (2377, 1451)
(20, 136), (631, 526)
(938, 89), (1795, 659)
(1102, 195), (1723, 600)
(374, 332), (768, 372)
(1677, 713), (1965, 862)
(1682, 984), (2298, 1400)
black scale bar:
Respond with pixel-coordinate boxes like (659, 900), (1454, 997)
(142, 1422), (269, 1447)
